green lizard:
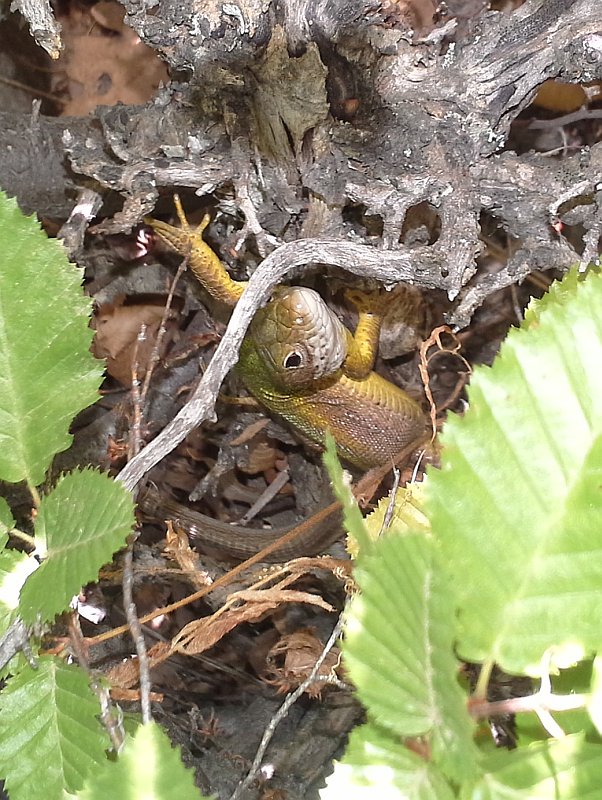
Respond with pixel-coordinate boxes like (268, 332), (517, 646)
(146, 199), (427, 470)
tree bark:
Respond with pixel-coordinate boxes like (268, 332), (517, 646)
(2, 0), (600, 323)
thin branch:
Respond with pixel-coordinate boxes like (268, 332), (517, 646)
(11, 0), (62, 58)
(139, 259), (187, 407)
(470, 651), (588, 738)
(238, 468), (290, 525)
(57, 187), (103, 255)
(8, 528), (36, 548)
(122, 545), (152, 724)
(528, 108), (602, 129)
(68, 613), (126, 752)
(128, 324), (147, 460)
(470, 690), (588, 719)
(229, 613), (345, 800)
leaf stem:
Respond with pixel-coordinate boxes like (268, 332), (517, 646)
(9, 528), (36, 548)
(469, 690), (587, 718)
(474, 658), (495, 700)
(28, 484), (41, 509)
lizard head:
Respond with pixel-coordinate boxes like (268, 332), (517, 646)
(248, 286), (348, 390)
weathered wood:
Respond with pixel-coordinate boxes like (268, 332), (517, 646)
(2, 0), (602, 489)
(2, 0), (600, 312)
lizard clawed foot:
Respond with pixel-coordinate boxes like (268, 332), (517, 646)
(173, 194), (212, 239)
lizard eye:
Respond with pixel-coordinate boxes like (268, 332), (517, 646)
(283, 350), (303, 369)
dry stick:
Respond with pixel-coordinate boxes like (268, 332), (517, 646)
(234, 176), (280, 258)
(12, 0), (62, 58)
(122, 328), (153, 723)
(470, 660), (588, 740)
(119, 264), (188, 713)
(451, 256), (536, 328)
(139, 258), (188, 408)
(238, 468), (290, 525)
(67, 613), (125, 753)
(128, 324), (147, 459)
(528, 108), (602, 129)
(229, 612), (346, 800)
(122, 546), (152, 724)
(57, 187), (103, 255)
(116, 238), (440, 492)
(379, 466), (400, 535)
(0, 75), (66, 105)
(470, 691), (587, 719)
(581, 221), (602, 266)
(0, 618), (38, 672)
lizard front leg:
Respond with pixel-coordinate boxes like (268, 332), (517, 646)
(342, 287), (394, 380)
(146, 195), (246, 306)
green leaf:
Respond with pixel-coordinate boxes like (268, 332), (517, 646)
(588, 656), (602, 736)
(321, 722), (456, 800)
(473, 734), (602, 799)
(522, 265), (590, 330)
(428, 267), (602, 675)
(0, 192), (103, 486)
(0, 549), (37, 632)
(344, 531), (479, 783)
(19, 469), (135, 624)
(363, 482), (430, 538)
(77, 721), (204, 800)
(0, 550), (38, 676)
(0, 655), (109, 800)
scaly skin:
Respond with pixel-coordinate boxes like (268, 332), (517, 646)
(147, 200), (426, 468)
(143, 201), (426, 559)
(239, 328), (426, 469)
(146, 200), (246, 305)
(138, 484), (342, 562)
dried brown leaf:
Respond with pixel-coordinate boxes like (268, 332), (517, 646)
(106, 640), (172, 688)
(54, 0), (168, 116)
(92, 301), (172, 385)
(173, 600), (281, 655)
(263, 629), (340, 696)
(173, 589), (334, 656)
(164, 521), (213, 590)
